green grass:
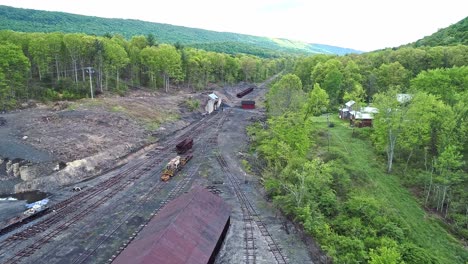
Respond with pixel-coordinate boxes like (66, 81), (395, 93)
(314, 115), (467, 263)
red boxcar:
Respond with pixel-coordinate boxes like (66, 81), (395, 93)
(241, 100), (255, 109)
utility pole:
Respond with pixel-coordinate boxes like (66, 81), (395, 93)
(327, 113), (330, 152)
(85, 67), (95, 99)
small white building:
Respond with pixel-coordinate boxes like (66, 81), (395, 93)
(339, 100), (356, 119)
(205, 93), (222, 114)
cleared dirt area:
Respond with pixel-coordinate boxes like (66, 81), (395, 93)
(0, 81), (324, 263)
(0, 89), (198, 194)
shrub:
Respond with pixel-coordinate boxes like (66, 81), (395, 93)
(185, 98), (200, 111)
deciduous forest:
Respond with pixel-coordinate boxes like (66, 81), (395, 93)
(0, 30), (287, 109)
(249, 44), (468, 263)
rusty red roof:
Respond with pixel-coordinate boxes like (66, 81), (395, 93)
(113, 185), (231, 264)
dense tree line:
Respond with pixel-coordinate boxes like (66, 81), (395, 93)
(249, 45), (468, 263)
(0, 30), (284, 109)
(0, 5), (356, 58)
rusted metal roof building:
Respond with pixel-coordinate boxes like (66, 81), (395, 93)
(113, 185), (231, 264)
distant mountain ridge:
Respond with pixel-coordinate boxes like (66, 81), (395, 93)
(411, 16), (468, 47)
(0, 5), (362, 57)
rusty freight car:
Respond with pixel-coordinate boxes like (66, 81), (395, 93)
(175, 137), (193, 154)
(236, 87), (254, 98)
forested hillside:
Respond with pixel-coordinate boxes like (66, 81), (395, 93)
(248, 44), (468, 263)
(412, 16), (468, 47)
(0, 30), (288, 110)
(0, 5), (361, 57)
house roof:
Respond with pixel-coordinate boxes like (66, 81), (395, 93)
(350, 111), (374, 120)
(113, 186), (231, 264)
(361, 107), (379, 114)
(345, 100), (355, 107)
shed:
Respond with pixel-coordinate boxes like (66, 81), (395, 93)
(205, 99), (215, 114)
(205, 93), (222, 114)
(241, 100), (255, 110)
(339, 108), (350, 119)
(113, 186), (231, 264)
(350, 111), (374, 128)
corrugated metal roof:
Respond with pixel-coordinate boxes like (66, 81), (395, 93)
(362, 107), (379, 114)
(208, 93), (218, 100)
(351, 111), (374, 120)
(345, 100), (355, 107)
(113, 186), (230, 264)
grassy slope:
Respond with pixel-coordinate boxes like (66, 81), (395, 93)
(315, 115), (467, 263)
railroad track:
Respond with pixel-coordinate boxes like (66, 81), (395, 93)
(216, 154), (288, 264)
(73, 112), (231, 263)
(71, 164), (201, 264)
(0, 111), (225, 264)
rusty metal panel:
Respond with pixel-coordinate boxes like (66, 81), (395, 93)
(113, 186), (231, 264)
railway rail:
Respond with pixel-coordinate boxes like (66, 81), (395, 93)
(0, 111), (226, 264)
(216, 153), (288, 264)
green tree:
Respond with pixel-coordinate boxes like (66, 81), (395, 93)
(304, 83), (330, 118)
(102, 38), (129, 91)
(63, 33), (86, 83)
(293, 54), (330, 90)
(401, 92), (454, 161)
(28, 33), (52, 80)
(374, 62), (411, 93)
(410, 66), (468, 106)
(266, 74), (305, 116)
(369, 246), (403, 264)
(311, 58), (343, 105)
(373, 88), (408, 173)
(343, 82), (366, 107)
(0, 42), (30, 108)
(154, 44), (182, 92)
(239, 55), (258, 82)
(433, 145), (464, 217)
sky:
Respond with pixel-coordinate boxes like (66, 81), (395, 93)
(0, 0), (466, 51)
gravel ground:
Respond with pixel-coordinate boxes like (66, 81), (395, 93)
(0, 110), (54, 163)
(212, 106), (314, 263)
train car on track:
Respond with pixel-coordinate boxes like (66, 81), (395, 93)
(175, 137), (193, 154)
(161, 154), (193, 181)
(236, 87), (254, 98)
(241, 100), (255, 109)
